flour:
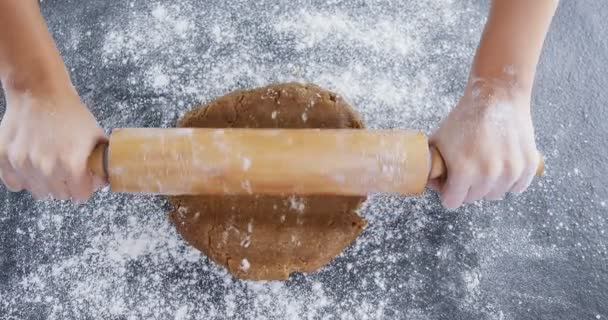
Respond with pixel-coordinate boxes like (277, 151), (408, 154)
(242, 158), (251, 171)
(150, 66), (171, 90)
(241, 180), (252, 194)
(288, 195), (305, 213)
(240, 259), (251, 272)
(274, 11), (417, 55)
(240, 235), (251, 248)
(0, 0), (545, 319)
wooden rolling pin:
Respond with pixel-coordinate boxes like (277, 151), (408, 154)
(87, 128), (544, 196)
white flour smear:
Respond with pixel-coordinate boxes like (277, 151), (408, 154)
(97, 1), (480, 131)
(3, 1), (593, 319)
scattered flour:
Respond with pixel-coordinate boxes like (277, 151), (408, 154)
(288, 196), (306, 213)
(6, 0), (579, 319)
(242, 158), (251, 171)
(274, 11), (418, 55)
(240, 259), (251, 272)
(241, 180), (253, 194)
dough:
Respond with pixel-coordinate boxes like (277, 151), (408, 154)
(168, 83), (367, 280)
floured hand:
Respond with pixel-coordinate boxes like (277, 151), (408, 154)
(429, 79), (539, 209)
(0, 87), (106, 201)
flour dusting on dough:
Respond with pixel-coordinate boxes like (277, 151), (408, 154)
(288, 196), (306, 213)
(240, 259), (251, 272)
(242, 157), (252, 171)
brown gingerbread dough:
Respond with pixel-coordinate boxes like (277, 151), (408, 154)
(168, 83), (367, 280)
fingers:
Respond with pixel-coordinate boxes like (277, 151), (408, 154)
(484, 158), (524, 200)
(72, 130), (109, 201)
(46, 164), (70, 201)
(0, 90), (106, 203)
(440, 170), (471, 209)
(510, 153), (538, 194)
(65, 151), (95, 203)
(0, 151), (25, 192)
(464, 176), (495, 204)
(2, 145), (96, 202)
(428, 80), (540, 209)
(16, 157), (51, 200)
(0, 169), (25, 192)
(35, 156), (72, 200)
(435, 154), (538, 208)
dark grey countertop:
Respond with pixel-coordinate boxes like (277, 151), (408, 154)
(1, 1), (607, 319)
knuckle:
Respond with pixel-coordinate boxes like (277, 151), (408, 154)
(8, 151), (29, 169)
(39, 158), (57, 177)
(66, 154), (87, 175)
(525, 152), (539, 168)
(481, 162), (501, 179)
(501, 162), (514, 178)
(452, 160), (476, 178)
(503, 158), (524, 180)
(29, 147), (44, 162)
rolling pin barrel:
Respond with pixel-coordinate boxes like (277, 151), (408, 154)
(87, 128), (544, 196)
(90, 128), (432, 196)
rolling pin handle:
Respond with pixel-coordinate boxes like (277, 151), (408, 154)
(428, 146), (447, 181)
(428, 145), (545, 184)
(535, 154), (545, 177)
(88, 143), (109, 182)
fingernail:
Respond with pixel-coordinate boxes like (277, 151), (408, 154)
(442, 201), (458, 210)
(6, 186), (24, 193)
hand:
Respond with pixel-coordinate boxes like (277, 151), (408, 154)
(429, 79), (539, 209)
(0, 85), (106, 201)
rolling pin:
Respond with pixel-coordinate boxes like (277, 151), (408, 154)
(87, 128), (544, 196)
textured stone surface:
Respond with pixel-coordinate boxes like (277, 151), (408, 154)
(0, 1), (606, 319)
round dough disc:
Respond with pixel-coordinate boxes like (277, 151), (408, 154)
(169, 82), (367, 280)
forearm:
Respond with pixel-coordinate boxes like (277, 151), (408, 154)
(0, 0), (72, 96)
(470, 0), (558, 94)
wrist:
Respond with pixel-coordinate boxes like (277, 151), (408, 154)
(2, 61), (73, 95)
(465, 77), (531, 112)
(2, 63), (77, 106)
(0, 0), (75, 99)
(470, 63), (534, 96)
